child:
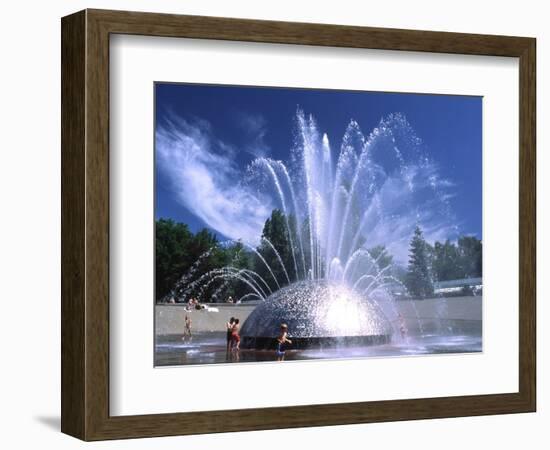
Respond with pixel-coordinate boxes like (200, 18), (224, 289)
(398, 313), (407, 340)
(182, 315), (192, 340)
(231, 318), (241, 351)
(276, 323), (292, 361)
(226, 317), (235, 352)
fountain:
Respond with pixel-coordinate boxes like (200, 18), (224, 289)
(166, 108), (459, 353)
(240, 281), (392, 349)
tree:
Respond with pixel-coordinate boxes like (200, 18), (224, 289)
(457, 236), (482, 278)
(367, 245), (393, 271)
(255, 209), (296, 289)
(300, 216), (312, 279)
(430, 236), (482, 282)
(405, 226), (434, 297)
(155, 219), (193, 300)
(432, 240), (463, 281)
(212, 241), (255, 303)
(155, 219), (255, 303)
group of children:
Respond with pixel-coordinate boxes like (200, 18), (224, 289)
(225, 318), (292, 361)
(226, 317), (241, 352)
(183, 313), (293, 361)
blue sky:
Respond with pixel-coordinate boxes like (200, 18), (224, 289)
(155, 83), (482, 251)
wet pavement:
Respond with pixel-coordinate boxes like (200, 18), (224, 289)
(155, 331), (482, 366)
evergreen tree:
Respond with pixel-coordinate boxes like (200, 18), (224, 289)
(405, 226), (434, 297)
(255, 210), (295, 289)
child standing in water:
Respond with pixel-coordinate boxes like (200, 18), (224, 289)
(226, 317), (235, 353)
(182, 315), (192, 340)
(231, 318), (241, 351)
(276, 323), (292, 361)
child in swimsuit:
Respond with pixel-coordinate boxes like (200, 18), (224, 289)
(225, 317), (235, 351)
(226, 317), (235, 352)
(182, 315), (192, 340)
(231, 318), (241, 351)
(276, 323), (292, 361)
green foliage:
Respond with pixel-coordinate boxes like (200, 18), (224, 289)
(213, 241), (255, 302)
(431, 236), (482, 281)
(366, 245), (393, 270)
(255, 209), (298, 288)
(457, 236), (482, 278)
(156, 214), (481, 303)
(300, 216), (312, 278)
(155, 219), (254, 302)
(432, 240), (462, 281)
(405, 226), (434, 297)
(404, 226), (482, 297)
(155, 219), (194, 301)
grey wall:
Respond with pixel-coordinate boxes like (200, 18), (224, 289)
(156, 296), (482, 336)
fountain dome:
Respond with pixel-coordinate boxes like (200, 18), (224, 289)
(240, 281), (393, 349)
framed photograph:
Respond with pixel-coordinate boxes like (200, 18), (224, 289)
(61, 9), (536, 440)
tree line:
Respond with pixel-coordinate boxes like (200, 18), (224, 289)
(156, 214), (481, 302)
(155, 219), (251, 302)
(405, 226), (482, 297)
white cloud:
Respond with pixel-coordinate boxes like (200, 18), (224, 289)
(156, 111), (460, 268)
(156, 114), (273, 243)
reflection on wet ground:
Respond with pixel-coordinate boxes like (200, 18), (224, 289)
(155, 331), (482, 366)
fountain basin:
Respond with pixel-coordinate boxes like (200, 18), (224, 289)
(240, 281), (393, 349)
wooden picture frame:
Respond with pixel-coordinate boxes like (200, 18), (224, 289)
(61, 9), (536, 441)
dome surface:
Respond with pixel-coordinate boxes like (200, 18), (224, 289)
(240, 281), (393, 349)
